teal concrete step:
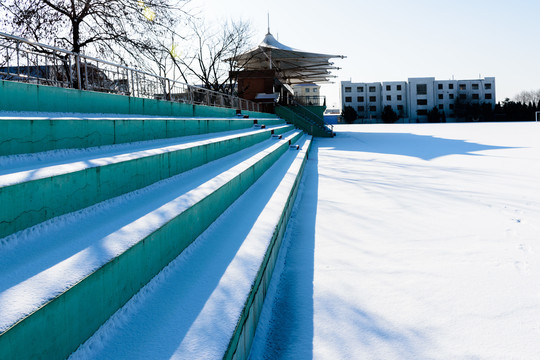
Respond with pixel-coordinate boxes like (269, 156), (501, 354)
(0, 79), (281, 122)
(67, 135), (312, 360)
(0, 124), (294, 239)
(0, 130), (303, 360)
(0, 115), (286, 156)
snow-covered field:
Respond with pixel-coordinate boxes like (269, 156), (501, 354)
(250, 122), (540, 359)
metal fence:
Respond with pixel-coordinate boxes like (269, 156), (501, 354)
(293, 95), (326, 107)
(0, 32), (261, 112)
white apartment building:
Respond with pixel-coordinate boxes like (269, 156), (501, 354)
(291, 83), (324, 105)
(292, 83), (320, 97)
(341, 77), (496, 122)
(339, 82), (382, 120)
(382, 81), (408, 118)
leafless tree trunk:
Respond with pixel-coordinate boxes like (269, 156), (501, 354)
(1, 1), (257, 97)
(1, 0), (191, 59)
(167, 19), (255, 95)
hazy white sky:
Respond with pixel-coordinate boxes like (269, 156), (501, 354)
(195, 0), (540, 108)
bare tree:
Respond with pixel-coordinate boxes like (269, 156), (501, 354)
(514, 89), (540, 104)
(1, 1), (257, 98)
(0, 0), (191, 59)
(168, 19), (255, 94)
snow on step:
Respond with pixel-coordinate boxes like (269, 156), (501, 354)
(0, 124), (290, 185)
(0, 131), (301, 340)
(0, 125), (259, 172)
(70, 135), (311, 359)
(0, 124), (293, 239)
(0, 112), (285, 156)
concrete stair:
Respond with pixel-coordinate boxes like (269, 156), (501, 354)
(275, 104), (334, 137)
(0, 114), (311, 359)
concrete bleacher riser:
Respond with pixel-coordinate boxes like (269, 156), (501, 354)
(0, 131), (304, 360)
(0, 118), (286, 156)
(0, 124), (293, 239)
(0, 80), (281, 120)
(0, 79), (235, 117)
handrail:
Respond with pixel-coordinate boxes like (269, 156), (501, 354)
(275, 103), (333, 137)
(0, 31), (75, 55)
(0, 32), (260, 112)
(290, 99), (334, 135)
(293, 95), (326, 107)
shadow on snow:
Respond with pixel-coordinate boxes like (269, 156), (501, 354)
(327, 130), (518, 161)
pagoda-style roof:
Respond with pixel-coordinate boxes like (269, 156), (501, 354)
(228, 32), (345, 85)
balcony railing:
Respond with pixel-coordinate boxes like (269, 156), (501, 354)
(293, 95), (326, 107)
(0, 32), (260, 112)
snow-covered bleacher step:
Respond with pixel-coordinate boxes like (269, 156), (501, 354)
(0, 130), (304, 359)
(0, 115), (285, 156)
(0, 124), (294, 238)
(69, 135), (312, 360)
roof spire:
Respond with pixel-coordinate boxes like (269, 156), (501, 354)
(267, 12), (270, 34)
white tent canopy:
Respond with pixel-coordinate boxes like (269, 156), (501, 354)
(229, 32), (345, 85)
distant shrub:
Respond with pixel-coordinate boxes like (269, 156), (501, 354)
(381, 105), (398, 124)
(342, 106), (358, 124)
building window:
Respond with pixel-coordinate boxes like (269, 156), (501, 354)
(397, 85), (402, 91)
(369, 86), (376, 92)
(485, 83), (492, 90)
(472, 84), (479, 90)
(459, 84), (466, 91)
(386, 85), (391, 91)
(305, 88), (310, 93)
(449, 104), (454, 109)
(369, 96), (376, 102)
(449, 94), (455, 100)
(313, 88), (318, 93)
(369, 106), (377, 112)
(417, 109), (428, 115)
(472, 94), (479, 100)
(449, 84), (454, 90)
(357, 86), (364, 92)
(438, 84), (443, 90)
(459, 94), (467, 100)
(386, 95), (391, 101)
(345, 96), (352, 102)
(397, 105), (404, 111)
(438, 104), (444, 110)
(417, 99), (428, 105)
(485, 93), (492, 100)
(397, 95), (402, 101)
(358, 106), (365, 112)
(357, 96), (364, 102)
(438, 94), (443, 100)
(416, 84), (427, 95)
(345, 87), (351, 92)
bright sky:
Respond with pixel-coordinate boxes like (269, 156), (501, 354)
(195, 0), (540, 109)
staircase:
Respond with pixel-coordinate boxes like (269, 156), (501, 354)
(0, 114), (311, 359)
(275, 103), (334, 137)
